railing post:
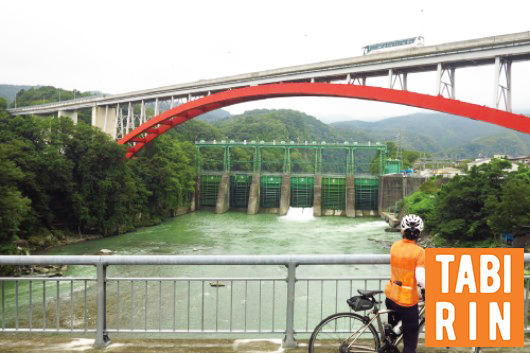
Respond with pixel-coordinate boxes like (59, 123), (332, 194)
(283, 261), (298, 349)
(94, 263), (110, 348)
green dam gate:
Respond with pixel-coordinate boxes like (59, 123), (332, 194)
(229, 175), (252, 208)
(290, 177), (314, 208)
(321, 177), (346, 211)
(199, 175), (221, 207)
(260, 176), (282, 209)
(194, 141), (421, 216)
(355, 178), (379, 211)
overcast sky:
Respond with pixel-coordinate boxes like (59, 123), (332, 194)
(1, 0), (530, 122)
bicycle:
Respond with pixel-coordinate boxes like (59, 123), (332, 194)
(308, 289), (481, 353)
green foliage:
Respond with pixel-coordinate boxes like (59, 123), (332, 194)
(14, 86), (93, 107)
(170, 119), (224, 142)
(188, 109), (423, 176)
(216, 109), (338, 142)
(332, 113), (530, 158)
(404, 159), (529, 244)
(8, 86), (93, 124)
(402, 150), (420, 169)
(0, 85), (34, 104)
(130, 135), (196, 219)
(451, 132), (530, 158)
(0, 97), (7, 111)
(0, 101), (197, 254)
(385, 142), (420, 169)
(400, 178), (441, 232)
(485, 165), (530, 235)
(430, 159), (512, 241)
(0, 146), (31, 249)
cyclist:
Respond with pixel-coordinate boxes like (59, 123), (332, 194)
(383, 214), (426, 353)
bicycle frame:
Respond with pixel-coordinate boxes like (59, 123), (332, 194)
(346, 299), (426, 351)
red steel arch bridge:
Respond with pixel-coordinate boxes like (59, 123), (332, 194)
(8, 31), (530, 158)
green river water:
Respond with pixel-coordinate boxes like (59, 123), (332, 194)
(40, 210), (398, 277)
(3, 210), (400, 334)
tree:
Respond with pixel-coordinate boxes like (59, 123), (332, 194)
(14, 86), (92, 107)
(0, 145), (31, 251)
(486, 165), (530, 235)
(430, 159), (512, 241)
(130, 135), (196, 221)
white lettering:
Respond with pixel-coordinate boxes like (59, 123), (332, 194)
(436, 302), (456, 340)
(489, 302), (510, 340)
(436, 255), (455, 293)
(469, 302), (476, 340)
(504, 255), (511, 293)
(455, 255), (477, 293)
(481, 255), (501, 293)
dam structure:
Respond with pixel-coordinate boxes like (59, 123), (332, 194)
(195, 141), (424, 217)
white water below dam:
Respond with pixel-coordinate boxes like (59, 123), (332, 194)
(280, 207), (315, 221)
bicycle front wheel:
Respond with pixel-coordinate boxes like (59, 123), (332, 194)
(309, 312), (381, 353)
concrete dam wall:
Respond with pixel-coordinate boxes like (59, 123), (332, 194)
(197, 173), (428, 217)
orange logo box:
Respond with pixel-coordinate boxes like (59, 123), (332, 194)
(425, 248), (524, 347)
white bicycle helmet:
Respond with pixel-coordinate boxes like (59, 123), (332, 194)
(400, 214), (424, 232)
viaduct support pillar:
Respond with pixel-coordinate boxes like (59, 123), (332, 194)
(58, 109), (78, 124)
(92, 106), (117, 138)
(215, 172), (230, 214)
(247, 173), (261, 215)
(279, 174), (291, 216)
(313, 175), (322, 217)
(345, 175), (356, 218)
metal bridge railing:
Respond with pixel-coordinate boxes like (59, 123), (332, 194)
(0, 254), (528, 348)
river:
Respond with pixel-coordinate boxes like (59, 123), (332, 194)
(3, 210), (400, 335)
(39, 209), (398, 277)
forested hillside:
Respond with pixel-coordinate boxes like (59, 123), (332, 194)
(0, 84), (35, 103)
(0, 97), (195, 260)
(213, 109), (341, 142)
(176, 109), (421, 169)
(13, 86), (94, 106)
(332, 113), (530, 157)
(6, 86), (101, 124)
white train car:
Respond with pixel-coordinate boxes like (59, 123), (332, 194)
(362, 36), (424, 55)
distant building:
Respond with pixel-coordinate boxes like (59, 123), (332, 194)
(466, 157), (519, 171)
(507, 155), (530, 167)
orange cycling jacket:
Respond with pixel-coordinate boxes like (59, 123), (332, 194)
(384, 238), (425, 307)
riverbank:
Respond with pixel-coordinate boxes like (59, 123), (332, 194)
(379, 212), (522, 250)
(27, 206), (196, 254)
(2, 205), (196, 276)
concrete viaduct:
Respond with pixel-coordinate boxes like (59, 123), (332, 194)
(8, 31), (530, 156)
